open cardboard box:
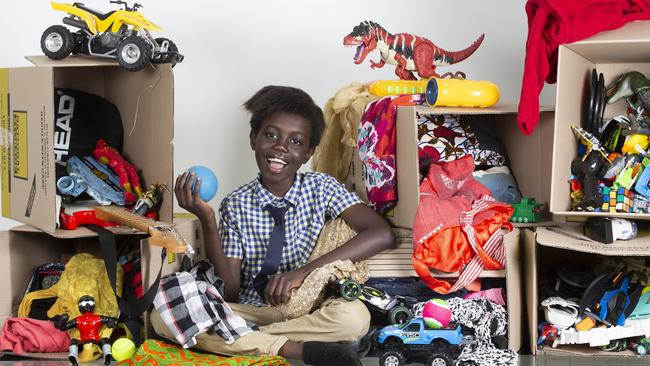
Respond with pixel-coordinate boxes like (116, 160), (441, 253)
(551, 21), (650, 219)
(0, 56), (175, 234)
(0, 216), (203, 359)
(523, 225), (650, 358)
(349, 104), (555, 229)
(366, 227), (524, 352)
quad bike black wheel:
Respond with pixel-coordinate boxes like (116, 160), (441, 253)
(41, 25), (75, 60)
(379, 350), (406, 366)
(117, 36), (152, 71)
(427, 354), (453, 366)
(388, 305), (413, 325)
(154, 37), (179, 67)
(339, 279), (362, 301)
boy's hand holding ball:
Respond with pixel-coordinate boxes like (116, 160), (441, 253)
(175, 165), (218, 222)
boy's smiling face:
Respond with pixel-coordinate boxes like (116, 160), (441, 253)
(250, 112), (314, 196)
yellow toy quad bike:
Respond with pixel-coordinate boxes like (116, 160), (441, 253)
(41, 1), (183, 71)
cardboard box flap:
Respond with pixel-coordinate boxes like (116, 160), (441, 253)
(570, 21), (650, 44)
(25, 55), (119, 68)
(414, 104), (554, 116)
(539, 345), (636, 357)
(536, 225), (650, 255)
(504, 228), (522, 353)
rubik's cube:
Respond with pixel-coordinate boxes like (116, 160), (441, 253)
(601, 187), (634, 213)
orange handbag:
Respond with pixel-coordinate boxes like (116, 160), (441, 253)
(412, 156), (513, 294)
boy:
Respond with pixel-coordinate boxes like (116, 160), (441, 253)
(151, 86), (395, 366)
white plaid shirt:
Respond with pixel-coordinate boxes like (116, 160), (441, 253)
(219, 172), (362, 306)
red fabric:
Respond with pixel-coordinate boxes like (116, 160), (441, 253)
(517, 0), (650, 135)
(0, 318), (69, 353)
(412, 156), (513, 293)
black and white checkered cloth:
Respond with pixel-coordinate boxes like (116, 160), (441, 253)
(154, 261), (255, 348)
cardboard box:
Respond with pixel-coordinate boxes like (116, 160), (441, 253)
(366, 227), (523, 352)
(550, 21), (650, 219)
(523, 225), (650, 357)
(0, 56), (175, 233)
(349, 104), (555, 229)
(0, 217), (202, 358)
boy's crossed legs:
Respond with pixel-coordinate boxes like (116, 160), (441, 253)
(150, 297), (370, 365)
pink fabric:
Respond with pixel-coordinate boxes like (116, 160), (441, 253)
(464, 287), (507, 306)
(517, 0), (650, 135)
(0, 318), (69, 353)
(357, 95), (423, 213)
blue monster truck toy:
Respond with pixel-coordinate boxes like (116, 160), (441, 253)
(376, 317), (464, 366)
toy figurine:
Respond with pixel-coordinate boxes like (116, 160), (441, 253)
(93, 139), (143, 199)
(571, 126), (611, 211)
(537, 323), (559, 349)
(606, 71), (650, 136)
(41, 1), (183, 71)
(133, 183), (167, 216)
(343, 21), (484, 80)
(55, 295), (119, 366)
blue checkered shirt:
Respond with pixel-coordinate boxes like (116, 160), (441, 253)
(218, 171), (362, 306)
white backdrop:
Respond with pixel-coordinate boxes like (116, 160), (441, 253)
(0, 0), (556, 230)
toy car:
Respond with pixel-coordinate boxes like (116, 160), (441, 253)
(336, 278), (414, 325)
(41, 1), (183, 71)
(376, 317), (463, 366)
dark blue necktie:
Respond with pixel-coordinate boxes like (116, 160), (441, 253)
(253, 204), (289, 299)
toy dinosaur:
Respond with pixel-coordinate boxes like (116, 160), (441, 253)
(606, 71), (650, 135)
(343, 21), (484, 80)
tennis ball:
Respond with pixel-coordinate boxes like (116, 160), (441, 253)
(422, 298), (452, 329)
(111, 338), (136, 362)
(188, 165), (218, 202)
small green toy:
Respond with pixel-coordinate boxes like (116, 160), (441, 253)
(510, 197), (543, 223)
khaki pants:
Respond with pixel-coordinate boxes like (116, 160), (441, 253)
(150, 297), (370, 356)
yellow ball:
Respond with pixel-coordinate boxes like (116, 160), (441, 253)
(111, 338), (136, 362)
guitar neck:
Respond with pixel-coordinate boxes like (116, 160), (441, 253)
(94, 205), (156, 232)
(93, 205), (191, 254)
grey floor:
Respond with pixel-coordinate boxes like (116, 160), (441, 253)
(3, 355), (650, 365)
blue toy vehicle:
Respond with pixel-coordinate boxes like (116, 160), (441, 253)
(376, 317), (463, 366)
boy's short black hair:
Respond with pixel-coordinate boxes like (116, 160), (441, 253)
(243, 86), (325, 149)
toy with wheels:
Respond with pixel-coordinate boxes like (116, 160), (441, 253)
(376, 317), (463, 366)
(335, 278), (413, 325)
(427, 354), (453, 366)
(41, 1), (183, 71)
(380, 350), (406, 366)
(339, 278), (362, 301)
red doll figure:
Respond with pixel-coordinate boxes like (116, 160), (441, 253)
(55, 295), (119, 366)
(93, 139), (143, 200)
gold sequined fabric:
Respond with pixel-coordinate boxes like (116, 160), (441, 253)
(276, 218), (369, 318)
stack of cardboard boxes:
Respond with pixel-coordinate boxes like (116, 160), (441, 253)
(0, 56), (203, 358)
(348, 103), (555, 353)
(525, 21), (650, 362)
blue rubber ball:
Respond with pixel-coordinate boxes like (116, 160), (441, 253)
(188, 165), (218, 202)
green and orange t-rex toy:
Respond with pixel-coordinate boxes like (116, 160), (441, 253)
(343, 21), (484, 80)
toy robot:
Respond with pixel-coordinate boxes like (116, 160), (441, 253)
(93, 139), (143, 201)
(55, 295), (119, 366)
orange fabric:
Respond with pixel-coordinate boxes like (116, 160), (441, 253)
(412, 156), (513, 293)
